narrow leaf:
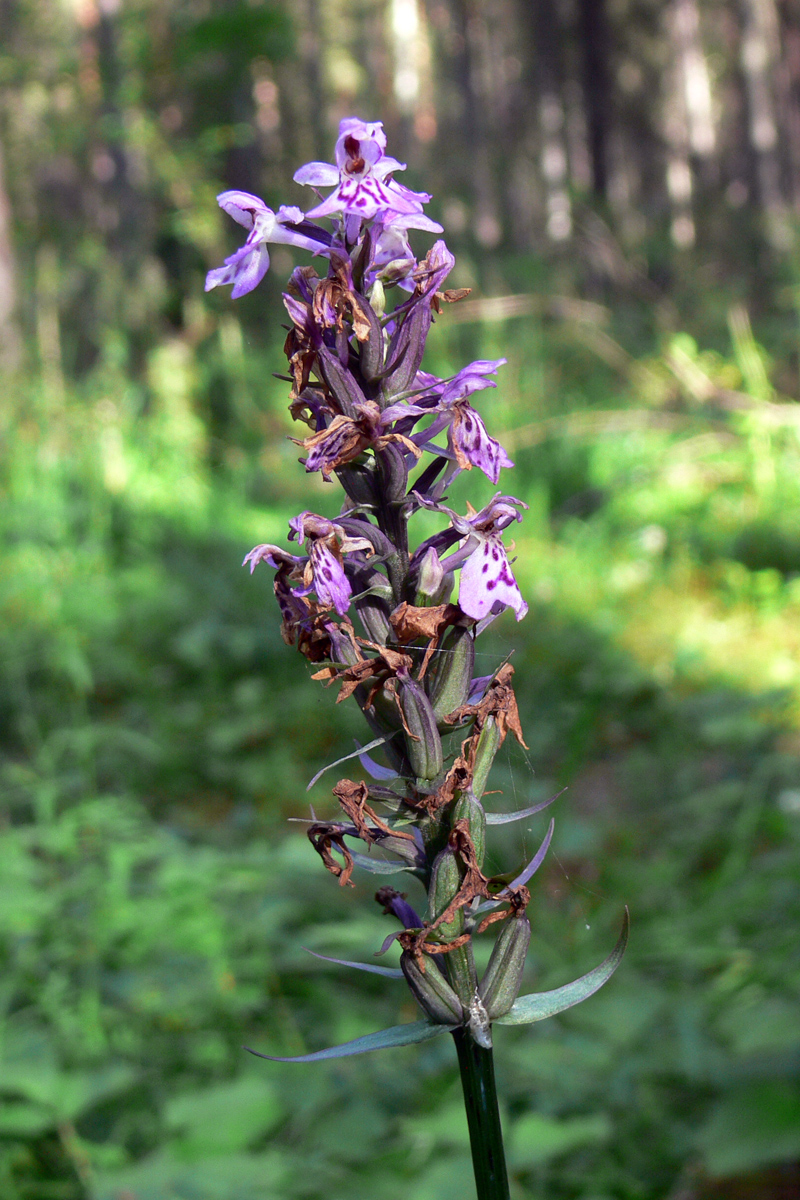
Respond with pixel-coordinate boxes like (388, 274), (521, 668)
(485, 789), (566, 825)
(496, 819), (554, 894)
(355, 741), (398, 781)
(495, 908), (630, 1026)
(301, 948), (404, 979)
(244, 1020), (448, 1063)
(349, 851), (415, 875)
(307, 734), (395, 790)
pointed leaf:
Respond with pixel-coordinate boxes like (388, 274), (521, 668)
(485, 789), (566, 825)
(350, 851), (416, 875)
(307, 734), (395, 790)
(301, 948), (404, 979)
(355, 741), (398, 781)
(244, 1020), (448, 1063)
(497, 819), (554, 894)
(495, 908), (629, 1026)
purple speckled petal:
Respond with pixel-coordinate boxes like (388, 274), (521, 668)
(449, 406), (514, 485)
(458, 534), (528, 621)
(309, 540), (351, 615)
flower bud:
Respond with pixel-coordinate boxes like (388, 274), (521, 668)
(452, 791), (486, 870)
(356, 296), (386, 383)
(478, 914), (531, 1019)
(426, 626), (475, 720)
(368, 278), (386, 316)
(412, 547), (452, 608)
(399, 673), (444, 783)
(401, 950), (464, 1025)
(471, 715), (501, 800)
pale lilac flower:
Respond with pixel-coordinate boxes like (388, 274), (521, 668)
(206, 192), (328, 299)
(294, 118), (432, 222)
(415, 495), (528, 621)
(366, 210), (444, 291)
(288, 512), (373, 615)
(388, 359), (513, 484)
(244, 515), (372, 617)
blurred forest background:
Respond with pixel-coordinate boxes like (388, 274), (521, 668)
(3, 0), (800, 1198)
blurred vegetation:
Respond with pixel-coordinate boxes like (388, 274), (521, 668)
(3, 0), (800, 1198)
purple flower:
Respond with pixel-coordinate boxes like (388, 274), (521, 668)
(416, 495), (528, 621)
(245, 515), (372, 617)
(294, 118), (432, 223)
(387, 359), (513, 484)
(206, 192), (328, 299)
(289, 512), (373, 615)
(366, 210), (444, 291)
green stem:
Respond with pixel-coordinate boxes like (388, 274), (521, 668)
(452, 1028), (511, 1200)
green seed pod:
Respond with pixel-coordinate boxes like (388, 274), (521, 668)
(401, 950), (464, 1025)
(471, 715), (501, 800)
(452, 791), (486, 869)
(478, 914), (531, 1019)
(353, 593), (392, 644)
(428, 846), (463, 938)
(399, 674), (444, 783)
(444, 941), (479, 1009)
(426, 626), (475, 719)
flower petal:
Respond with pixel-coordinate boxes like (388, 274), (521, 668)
(293, 161), (340, 187)
(458, 535), (528, 621)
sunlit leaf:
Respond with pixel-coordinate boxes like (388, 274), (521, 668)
(245, 1019), (448, 1063)
(495, 908), (629, 1026)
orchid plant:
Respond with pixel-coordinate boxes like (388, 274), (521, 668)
(207, 117), (627, 1200)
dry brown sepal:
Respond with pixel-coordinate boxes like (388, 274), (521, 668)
(314, 254), (372, 342)
(408, 753), (472, 817)
(294, 403), (421, 480)
(445, 662), (528, 751)
(312, 641), (413, 705)
(331, 779), (415, 845)
(431, 287), (472, 313)
(388, 601), (470, 679)
(283, 314), (316, 400)
(399, 820), (530, 963)
(307, 823), (355, 887)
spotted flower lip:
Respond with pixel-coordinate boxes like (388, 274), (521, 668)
(415, 494), (529, 622)
(288, 512), (373, 615)
(385, 359), (513, 484)
(205, 192), (329, 299)
(294, 118), (433, 221)
(245, 515), (372, 617)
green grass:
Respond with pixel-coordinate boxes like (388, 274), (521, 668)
(2, 296), (800, 1199)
